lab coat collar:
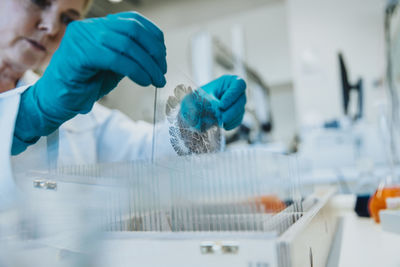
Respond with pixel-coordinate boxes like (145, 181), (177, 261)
(0, 84), (29, 97)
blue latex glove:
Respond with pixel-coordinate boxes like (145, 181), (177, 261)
(179, 75), (246, 132)
(12, 12), (167, 155)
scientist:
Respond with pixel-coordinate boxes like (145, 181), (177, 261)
(1, 0), (247, 169)
(0, 0), (246, 188)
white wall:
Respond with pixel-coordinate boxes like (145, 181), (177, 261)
(287, 0), (386, 126)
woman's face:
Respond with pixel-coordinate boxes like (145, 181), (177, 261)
(0, 0), (86, 71)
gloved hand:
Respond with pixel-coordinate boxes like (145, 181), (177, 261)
(12, 12), (167, 155)
(179, 75), (246, 132)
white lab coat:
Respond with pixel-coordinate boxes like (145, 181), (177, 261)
(11, 71), (174, 174)
(0, 85), (29, 207)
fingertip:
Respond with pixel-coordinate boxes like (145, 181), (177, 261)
(157, 57), (167, 74)
(220, 92), (246, 111)
(242, 93), (247, 106)
(130, 75), (151, 87)
(223, 113), (244, 131)
(159, 31), (165, 42)
(154, 75), (166, 88)
(224, 122), (236, 131)
(162, 60), (168, 74)
(142, 80), (152, 87)
(161, 75), (166, 87)
(224, 106), (245, 128)
(236, 77), (247, 90)
(226, 75), (246, 90)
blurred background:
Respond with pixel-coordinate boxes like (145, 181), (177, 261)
(87, 0), (385, 152)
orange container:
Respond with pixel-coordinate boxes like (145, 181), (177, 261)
(254, 195), (287, 213)
(368, 186), (400, 223)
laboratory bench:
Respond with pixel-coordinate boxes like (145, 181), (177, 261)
(327, 195), (400, 267)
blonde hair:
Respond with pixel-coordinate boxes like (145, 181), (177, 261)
(83, 0), (94, 15)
